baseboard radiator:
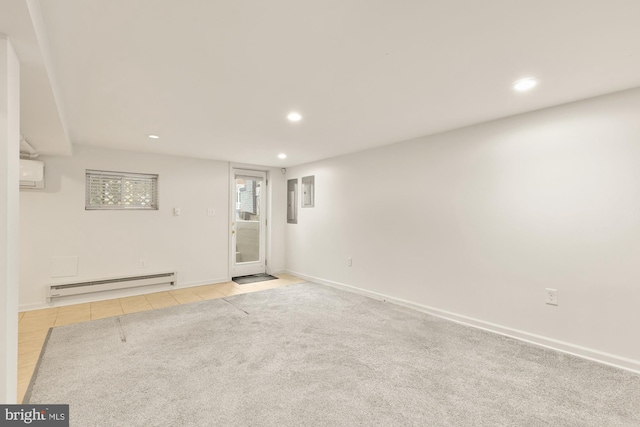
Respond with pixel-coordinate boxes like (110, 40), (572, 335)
(47, 272), (177, 302)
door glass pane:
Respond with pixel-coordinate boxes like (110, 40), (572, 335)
(235, 175), (261, 263)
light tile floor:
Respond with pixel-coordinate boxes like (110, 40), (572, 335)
(16, 273), (304, 402)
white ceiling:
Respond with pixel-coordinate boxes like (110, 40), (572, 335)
(5, 0), (640, 166)
(0, 0), (70, 156)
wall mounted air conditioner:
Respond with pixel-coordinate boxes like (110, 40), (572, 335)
(19, 159), (45, 190)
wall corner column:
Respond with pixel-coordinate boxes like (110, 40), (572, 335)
(0, 33), (21, 404)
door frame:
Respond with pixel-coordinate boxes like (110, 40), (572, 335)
(229, 167), (268, 278)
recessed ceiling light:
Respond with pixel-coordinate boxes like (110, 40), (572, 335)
(278, 153), (287, 159)
(287, 112), (302, 122)
(147, 134), (160, 139)
(513, 78), (538, 92)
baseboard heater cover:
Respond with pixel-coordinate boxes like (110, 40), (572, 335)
(47, 272), (177, 302)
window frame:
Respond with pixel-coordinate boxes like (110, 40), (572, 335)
(85, 169), (159, 211)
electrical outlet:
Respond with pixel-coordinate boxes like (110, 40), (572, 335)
(139, 259), (146, 268)
(174, 207), (181, 216)
(545, 288), (558, 306)
(207, 208), (215, 216)
(347, 257), (352, 267)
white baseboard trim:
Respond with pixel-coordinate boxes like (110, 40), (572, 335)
(286, 270), (640, 374)
(19, 276), (231, 312)
(177, 278), (231, 290)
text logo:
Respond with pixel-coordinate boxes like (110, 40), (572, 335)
(1, 405), (68, 426)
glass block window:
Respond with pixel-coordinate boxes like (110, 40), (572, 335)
(86, 170), (158, 210)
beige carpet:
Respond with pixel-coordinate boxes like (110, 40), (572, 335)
(27, 282), (640, 426)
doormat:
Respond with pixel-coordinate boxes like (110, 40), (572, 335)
(232, 274), (278, 285)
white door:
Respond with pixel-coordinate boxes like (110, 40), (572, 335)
(231, 169), (267, 277)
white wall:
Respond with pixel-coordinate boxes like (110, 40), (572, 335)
(20, 145), (280, 309)
(20, 146), (287, 310)
(285, 88), (640, 371)
(0, 35), (20, 403)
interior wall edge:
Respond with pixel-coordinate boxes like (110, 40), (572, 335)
(18, 275), (231, 312)
(285, 269), (640, 375)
